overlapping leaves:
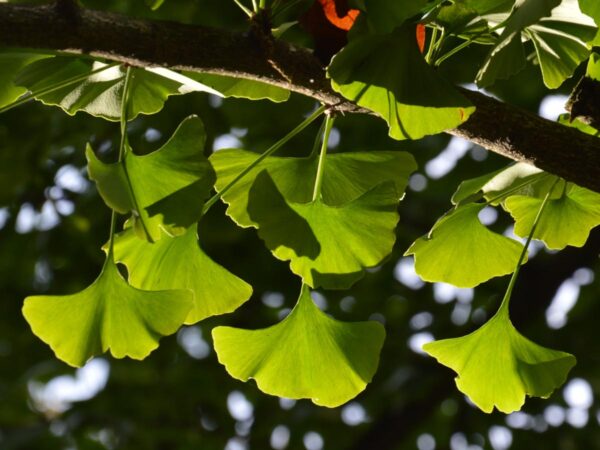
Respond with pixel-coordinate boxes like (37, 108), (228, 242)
(87, 116), (215, 242)
(213, 285), (385, 407)
(328, 24), (474, 140)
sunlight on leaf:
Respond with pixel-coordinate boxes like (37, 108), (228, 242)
(213, 284), (385, 407)
(183, 72), (290, 102)
(87, 116), (215, 242)
(476, 0), (562, 87)
(23, 258), (193, 368)
(505, 184), (600, 249)
(0, 51), (50, 108)
(15, 58), (220, 121)
(328, 25), (474, 140)
(406, 203), (525, 288)
(248, 171), (399, 289)
(210, 148), (416, 228)
(113, 227), (252, 324)
(424, 308), (576, 413)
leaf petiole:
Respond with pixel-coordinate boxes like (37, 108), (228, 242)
(107, 66), (134, 257)
(0, 62), (120, 115)
(481, 173), (554, 207)
(312, 114), (335, 202)
(497, 177), (560, 317)
(232, 0), (253, 17)
(201, 104), (327, 215)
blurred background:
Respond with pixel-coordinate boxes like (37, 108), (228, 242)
(1, 0), (599, 449)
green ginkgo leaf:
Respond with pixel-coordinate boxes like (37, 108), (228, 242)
(22, 258), (193, 368)
(504, 184), (600, 249)
(356, 0), (428, 33)
(423, 306), (576, 413)
(210, 148), (416, 227)
(328, 25), (474, 140)
(476, 0), (562, 87)
(405, 203), (525, 288)
(579, 0), (600, 25)
(0, 51), (50, 108)
(451, 162), (553, 206)
(182, 72), (290, 102)
(527, 1), (596, 89)
(112, 226), (252, 324)
(87, 116), (215, 242)
(212, 285), (385, 407)
(248, 171), (399, 289)
(15, 57), (222, 121)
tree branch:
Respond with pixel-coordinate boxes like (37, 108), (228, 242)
(2, 3), (600, 192)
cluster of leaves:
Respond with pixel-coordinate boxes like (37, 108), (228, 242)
(2, 0), (600, 415)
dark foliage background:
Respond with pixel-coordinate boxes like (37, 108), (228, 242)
(1, 1), (599, 449)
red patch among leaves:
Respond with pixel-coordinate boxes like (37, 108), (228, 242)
(318, 0), (360, 31)
(416, 24), (426, 53)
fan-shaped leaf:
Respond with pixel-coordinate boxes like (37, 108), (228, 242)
(476, 0), (562, 87)
(15, 58), (221, 121)
(113, 227), (252, 324)
(328, 25), (474, 140)
(505, 184), (600, 249)
(23, 258), (193, 368)
(248, 171), (399, 289)
(424, 308), (576, 413)
(213, 285), (385, 407)
(183, 72), (290, 102)
(0, 52), (49, 108)
(87, 116), (215, 242)
(210, 148), (416, 227)
(405, 203), (525, 288)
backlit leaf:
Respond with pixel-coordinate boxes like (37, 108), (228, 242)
(505, 184), (600, 249)
(182, 72), (290, 102)
(23, 258), (193, 368)
(15, 58), (222, 121)
(424, 306), (576, 413)
(328, 25), (474, 140)
(213, 284), (385, 407)
(113, 227), (252, 324)
(87, 116), (215, 242)
(248, 171), (399, 289)
(210, 148), (416, 227)
(0, 51), (50, 108)
(405, 203), (525, 288)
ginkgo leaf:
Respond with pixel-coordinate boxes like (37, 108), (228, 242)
(15, 57), (222, 121)
(579, 0), (600, 25)
(112, 227), (252, 324)
(87, 116), (215, 242)
(22, 258), (193, 368)
(504, 184), (600, 249)
(210, 148), (416, 227)
(527, 1), (596, 89)
(212, 285), (385, 408)
(182, 72), (290, 102)
(452, 162), (553, 206)
(247, 171), (399, 289)
(328, 25), (474, 140)
(355, 0), (428, 33)
(476, 0), (562, 87)
(424, 307), (576, 413)
(405, 203), (525, 288)
(0, 51), (50, 108)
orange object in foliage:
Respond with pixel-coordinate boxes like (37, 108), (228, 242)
(317, 0), (360, 31)
(416, 24), (426, 53)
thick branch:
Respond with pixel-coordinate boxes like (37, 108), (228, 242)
(2, 3), (600, 192)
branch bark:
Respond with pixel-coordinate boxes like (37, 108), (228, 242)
(1, 2), (600, 192)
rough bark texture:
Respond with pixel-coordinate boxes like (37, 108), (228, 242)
(1, 2), (600, 192)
